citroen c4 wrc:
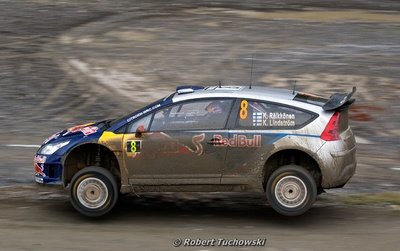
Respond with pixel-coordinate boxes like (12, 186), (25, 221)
(34, 85), (357, 217)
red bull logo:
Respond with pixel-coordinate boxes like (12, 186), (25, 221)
(191, 133), (205, 155)
(81, 126), (98, 136)
(34, 155), (46, 164)
(63, 123), (97, 136)
(34, 163), (46, 177)
(212, 134), (262, 148)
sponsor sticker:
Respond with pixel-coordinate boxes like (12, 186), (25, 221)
(80, 126), (98, 136)
(62, 123), (95, 136)
(127, 104), (161, 123)
(34, 155), (47, 164)
(127, 140), (142, 153)
(212, 134), (261, 147)
(66, 123), (93, 133)
(191, 133), (205, 155)
(34, 163), (46, 177)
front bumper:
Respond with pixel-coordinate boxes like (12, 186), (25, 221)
(34, 154), (63, 185)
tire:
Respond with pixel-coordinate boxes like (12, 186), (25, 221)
(70, 166), (118, 217)
(266, 165), (317, 216)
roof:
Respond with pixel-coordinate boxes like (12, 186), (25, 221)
(172, 85), (325, 113)
(173, 85), (296, 102)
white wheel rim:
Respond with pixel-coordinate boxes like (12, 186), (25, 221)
(274, 175), (307, 208)
(77, 177), (109, 209)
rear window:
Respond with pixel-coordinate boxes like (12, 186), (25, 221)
(236, 99), (316, 129)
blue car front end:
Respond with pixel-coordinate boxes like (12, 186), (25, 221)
(34, 124), (105, 185)
(34, 152), (64, 184)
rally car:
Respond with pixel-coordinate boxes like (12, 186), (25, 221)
(34, 85), (357, 217)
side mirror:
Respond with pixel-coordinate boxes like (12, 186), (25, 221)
(135, 125), (145, 138)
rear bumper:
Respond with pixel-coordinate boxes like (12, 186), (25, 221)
(329, 145), (357, 187)
(317, 129), (357, 188)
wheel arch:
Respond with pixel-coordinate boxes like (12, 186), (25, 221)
(262, 147), (323, 192)
(62, 142), (122, 189)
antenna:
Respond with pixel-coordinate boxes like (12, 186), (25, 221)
(249, 55), (254, 89)
(291, 80), (297, 94)
(218, 80), (222, 88)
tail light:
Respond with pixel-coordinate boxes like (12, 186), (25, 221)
(321, 111), (341, 141)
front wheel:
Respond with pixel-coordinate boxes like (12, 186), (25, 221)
(70, 166), (118, 217)
(266, 165), (317, 216)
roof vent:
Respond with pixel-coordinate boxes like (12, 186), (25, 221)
(176, 85), (204, 91)
(206, 86), (243, 91)
(177, 88), (195, 94)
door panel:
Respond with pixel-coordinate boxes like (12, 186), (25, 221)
(123, 130), (228, 184)
(123, 98), (234, 185)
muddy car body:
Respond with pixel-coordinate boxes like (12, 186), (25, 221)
(34, 85), (357, 216)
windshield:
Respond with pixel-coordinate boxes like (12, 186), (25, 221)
(107, 95), (172, 128)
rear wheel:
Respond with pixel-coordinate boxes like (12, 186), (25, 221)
(70, 166), (118, 217)
(266, 165), (317, 216)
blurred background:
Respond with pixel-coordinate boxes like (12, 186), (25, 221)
(0, 1), (399, 250)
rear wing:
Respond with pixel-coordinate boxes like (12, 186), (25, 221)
(322, 86), (356, 111)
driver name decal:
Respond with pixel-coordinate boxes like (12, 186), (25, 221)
(252, 112), (296, 127)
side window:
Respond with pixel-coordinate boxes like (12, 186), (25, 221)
(150, 99), (233, 131)
(237, 99), (315, 129)
(126, 114), (152, 133)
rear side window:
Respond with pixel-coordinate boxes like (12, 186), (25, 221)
(236, 99), (316, 129)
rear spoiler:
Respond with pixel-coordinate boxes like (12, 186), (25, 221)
(322, 86), (356, 111)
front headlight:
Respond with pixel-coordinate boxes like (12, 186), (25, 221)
(39, 140), (70, 155)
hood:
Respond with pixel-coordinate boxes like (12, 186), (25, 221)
(42, 120), (110, 145)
